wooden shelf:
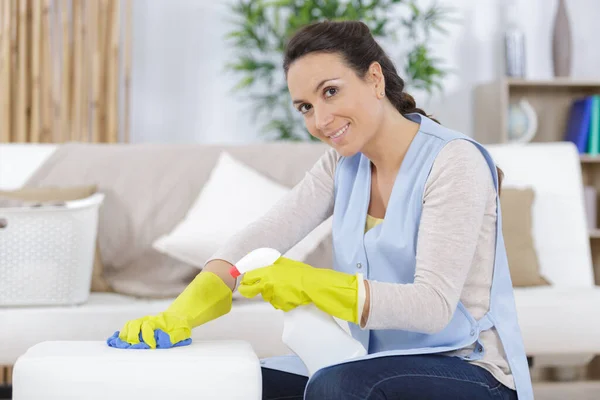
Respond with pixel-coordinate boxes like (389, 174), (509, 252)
(580, 155), (600, 163)
(590, 229), (600, 239)
(505, 77), (600, 88)
(474, 79), (600, 145)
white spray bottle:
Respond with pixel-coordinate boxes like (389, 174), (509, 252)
(230, 248), (367, 377)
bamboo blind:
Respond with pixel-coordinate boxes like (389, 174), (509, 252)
(0, 0), (133, 143)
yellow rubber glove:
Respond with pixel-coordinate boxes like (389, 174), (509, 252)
(238, 257), (361, 324)
(117, 271), (232, 349)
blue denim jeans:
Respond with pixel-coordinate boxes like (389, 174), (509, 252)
(262, 354), (518, 400)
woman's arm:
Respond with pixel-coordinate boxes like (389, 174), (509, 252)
(361, 140), (495, 333)
(203, 148), (339, 291)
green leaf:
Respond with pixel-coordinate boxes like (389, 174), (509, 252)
(233, 75), (256, 91)
(262, 0), (292, 6)
(371, 19), (387, 36)
(409, 1), (420, 17)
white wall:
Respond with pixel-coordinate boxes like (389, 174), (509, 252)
(129, 0), (600, 143)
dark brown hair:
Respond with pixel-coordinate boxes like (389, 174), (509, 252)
(283, 20), (504, 192)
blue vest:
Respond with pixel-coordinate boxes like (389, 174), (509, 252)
(261, 114), (533, 399)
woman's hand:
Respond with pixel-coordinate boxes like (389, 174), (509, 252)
(108, 271), (232, 349)
(110, 312), (193, 349)
(238, 257), (363, 324)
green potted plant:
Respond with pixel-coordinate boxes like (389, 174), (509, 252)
(225, 0), (456, 141)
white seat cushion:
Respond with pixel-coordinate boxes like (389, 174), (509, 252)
(515, 286), (600, 354)
(0, 293), (291, 365)
(12, 340), (261, 399)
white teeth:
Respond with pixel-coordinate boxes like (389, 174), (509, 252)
(331, 124), (349, 139)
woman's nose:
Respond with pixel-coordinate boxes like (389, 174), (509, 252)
(315, 108), (334, 132)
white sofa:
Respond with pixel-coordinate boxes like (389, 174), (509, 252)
(0, 143), (294, 368)
(1, 141), (600, 373)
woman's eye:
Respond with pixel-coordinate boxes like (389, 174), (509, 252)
(324, 87), (337, 97)
(296, 88), (337, 114)
(298, 103), (312, 114)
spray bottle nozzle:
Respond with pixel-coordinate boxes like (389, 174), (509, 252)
(229, 248), (281, 279)
(229, 266), (241, 278)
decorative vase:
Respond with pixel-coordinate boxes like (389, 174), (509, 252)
(552, 0), (572, 77)
(503, 1), (526, 77)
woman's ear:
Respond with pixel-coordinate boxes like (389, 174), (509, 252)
(367, 61), (385, 97)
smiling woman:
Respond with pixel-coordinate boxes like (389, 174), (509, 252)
(252, 20), (526, 399)
(284, 31), (430, 160)
(113, 20), (530, 400)
(283, 21), (504, 189)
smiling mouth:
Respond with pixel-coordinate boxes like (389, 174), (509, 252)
(328, 123), (349, 139)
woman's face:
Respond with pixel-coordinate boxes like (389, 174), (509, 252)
(286, 52), (385, 157)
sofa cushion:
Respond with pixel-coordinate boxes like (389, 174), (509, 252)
(0, 185), (111, 293)
(23, 142), (332, 298)
(514, 287), (600, 354)
(0, 293), (291, 365)
(500, 187), (549, 287)
(153, 151), (332, 267)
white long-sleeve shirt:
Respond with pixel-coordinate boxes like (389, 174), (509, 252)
(207, 139), (514, 389)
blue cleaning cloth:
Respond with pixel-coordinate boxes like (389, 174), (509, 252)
(106, 329), (192, 349)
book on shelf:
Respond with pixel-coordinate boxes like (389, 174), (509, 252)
(564, 94), (600, 155)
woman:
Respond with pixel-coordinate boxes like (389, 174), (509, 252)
(113, 21), (532, 399)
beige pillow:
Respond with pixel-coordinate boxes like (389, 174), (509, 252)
(500, 187), (550, 287)
(0, 185), (112, 292)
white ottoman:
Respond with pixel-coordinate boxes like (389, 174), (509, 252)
(12, 340), (262, 399)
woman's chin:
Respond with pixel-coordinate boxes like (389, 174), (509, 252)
(334, 142), (360, 157)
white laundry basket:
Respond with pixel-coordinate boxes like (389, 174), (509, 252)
(0, 193), (105, 306)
